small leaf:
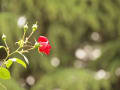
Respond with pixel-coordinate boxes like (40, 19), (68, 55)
(17, 52), (29, 64)
(0, 67), (11, 79)
(16, 59), (27, 68)
(5, 60), (13, 68)
(10, 58), (27, 68)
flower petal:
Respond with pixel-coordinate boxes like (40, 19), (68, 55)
(38, 36), (48, 42)
(37, 36), (51, 55)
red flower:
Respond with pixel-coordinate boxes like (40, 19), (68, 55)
(37, 36), (51, 55)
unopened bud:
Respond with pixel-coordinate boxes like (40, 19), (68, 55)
(17, 40), (24, 47)
(24, 24), (28, 32)
(32, 23), (37, 32)
(2, 34), (6, 41)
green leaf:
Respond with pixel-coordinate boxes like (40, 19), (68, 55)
(0, 67), (11, 79)
(16, 59), (27, 68)
(17, 52), (29, 64)
(5, 59), (13, 68)
(10, 58), (27, 68)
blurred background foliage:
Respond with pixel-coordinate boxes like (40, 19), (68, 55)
(0, 0), (120, 90)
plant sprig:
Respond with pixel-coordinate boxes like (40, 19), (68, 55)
(0, 22), (40, 79)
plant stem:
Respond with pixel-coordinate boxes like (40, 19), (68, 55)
(22, 32), (26, 41)
(4, 40), (9, 54)
(25, 31), (34, 43)
(21, 47), (34, 53)
(26, 47), (34, 51)
(0, 47), (22, 67)
(1, 28), (35, 67)
(7, 47), (21, 58)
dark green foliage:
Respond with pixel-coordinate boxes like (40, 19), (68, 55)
(31, 69), (110, 90)
(0, 78), (25, 90)
(0, 46), (7, 60)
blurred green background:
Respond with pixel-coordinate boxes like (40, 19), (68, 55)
(0, 0), (120, 90)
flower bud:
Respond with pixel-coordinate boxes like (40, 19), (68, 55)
(17, 40), (24, 47)
(2, 34), (6, 41)
(24, 24), (28, 33)
(32, 23), (37, 32)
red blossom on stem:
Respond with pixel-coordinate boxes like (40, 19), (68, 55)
(37, 36), (51, 55)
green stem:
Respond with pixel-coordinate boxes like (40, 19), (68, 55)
(22, 32), (26, 41)
(21, 47), (34, 53)
(4, 47), (21, 61)
(1, 28), (35, 67)
(0, 46), (22, 67)
(23, 45), (33, 48)
(4, 40), (9, 54)
(7, 47), (21, 58)
(26, 47), (34, 51)
(25, 31), (34, 43)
